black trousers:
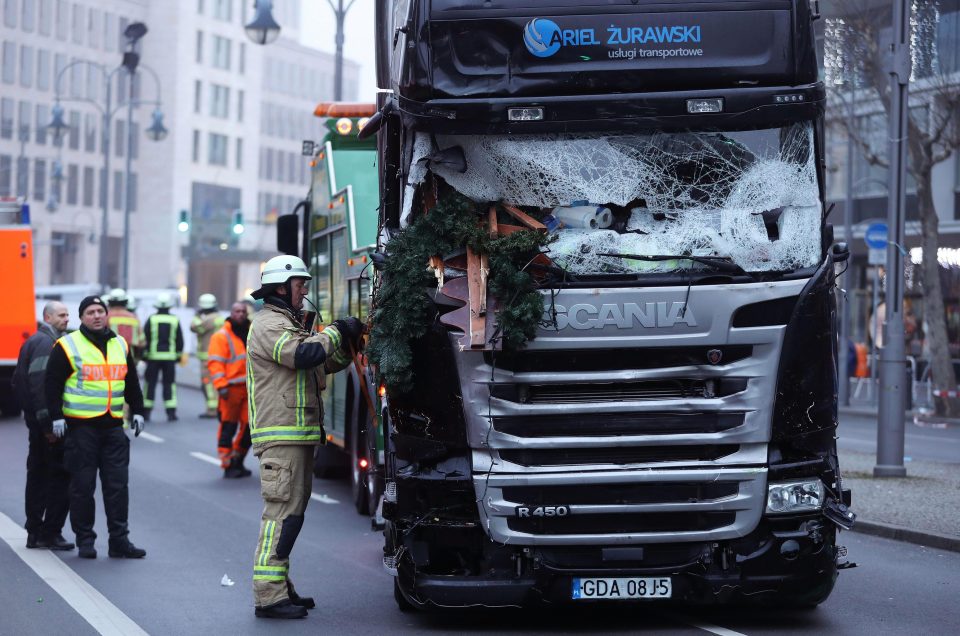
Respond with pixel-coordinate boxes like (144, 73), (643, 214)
(64, 425), (130, 548)
(144, 360), (177, 411)
(24, 426), (71, 538)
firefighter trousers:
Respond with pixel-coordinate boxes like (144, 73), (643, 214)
(144, 360), (177, 412)
(252, 445), (314, 608)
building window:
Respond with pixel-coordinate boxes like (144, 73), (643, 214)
(71, 3), (83, 45)
(128, 173), (137, 212)
(2, 41), (15, 84)
(198, 0), (204, 15)
(237, 90), (244, 122)
(84, 113), (96, 152)
(53, 52), (65, 91)
(3, 0), (16, 27)
(210, 84), (229, 119)
(104, 12), (115, 53)
(19, 45), (32, 87)
(236, 138), (243, 169)
(0, 154), (9, 195)
(39, 0), (52, 35)
(117, 17), (128, 51)
(115, 119), (125, 157)
(36, 49), (49, 91)
(192, 129), (200, 162)
(68, 110), (79, 150)
(35, 104), (48, 144)
(0, 98), (12, 138)
(194, 79), (202, 113)
(87, 8), (99, 49)
(113, 170), (123, 210)
(56, 0), (67, 39)
(69, 57), (81, 97)
(82, 166), (94, 207)
(212, 35), (231, 70)
(66, 164), (78, 205)
(130, 122), (139, 159)
(196, 30), (203, 64)
(15, 155), (28, 197)
(213, 0), (232, 22)
(265, 148), (274, 180)
(239, 42), (245, 74)
(208, 132), (228, 166)
(22, 0), (35, 31)
(33, 160), (46, 202)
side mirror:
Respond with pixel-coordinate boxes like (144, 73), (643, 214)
(277, 214), (300, 256)
(831, 242), (850, 263)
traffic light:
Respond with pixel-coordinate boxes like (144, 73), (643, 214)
(177, 209), (190, 232)
(232, 209), (244, 235)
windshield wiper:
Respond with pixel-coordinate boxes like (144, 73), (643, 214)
(596, 253), (751, 277)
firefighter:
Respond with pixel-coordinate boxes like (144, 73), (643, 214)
(44, 295), (147, 559)
(191, 293), (224, 418)
(246, 255), (363, 619)
(143, 292), (184, 422)
(208, 302), (252, 478)
(106, 289), (144, 362)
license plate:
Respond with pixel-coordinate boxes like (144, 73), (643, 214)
(572, 577), (672, 600)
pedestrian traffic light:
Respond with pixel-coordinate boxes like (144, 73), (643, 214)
(232, 210), (245, 235)
(177, 209), (190, 232)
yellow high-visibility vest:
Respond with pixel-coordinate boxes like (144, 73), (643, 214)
(58, 331), (128, 419)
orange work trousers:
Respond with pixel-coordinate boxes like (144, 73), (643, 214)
(217, 385), (251, 469)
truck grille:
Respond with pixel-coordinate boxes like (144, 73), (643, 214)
(508, 512), (737, 535)
(492, 412), (745, 437)
(502, 481), (739, 506)
(491, 378), (748, 404)
(499, 445), (739, 467)
(485, 345), (753, 373)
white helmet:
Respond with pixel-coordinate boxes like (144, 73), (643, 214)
(154, 292), (174, 309)
(198, 293), (217, 310)
(127, 296), (138, 311)
(260, 255), (311, 286)
(109, 288), (128, 303)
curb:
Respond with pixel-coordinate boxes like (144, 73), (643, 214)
(847, 519), (960, 554)
(839, 406), (917, 418)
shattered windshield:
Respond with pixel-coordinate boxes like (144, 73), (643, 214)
(408, 123), (822, 274)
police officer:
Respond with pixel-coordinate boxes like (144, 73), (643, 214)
(13, 301), (74, 551)
(191, 293), (224, 418)
(246, 255), (363, 619)
(143, 292), (184, 421)
(44, 295), (147, 559)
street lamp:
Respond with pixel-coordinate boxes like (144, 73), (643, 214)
(245, 0), (355, 101)
(244, 0), (282, 45)
(48, 21), (166, 291)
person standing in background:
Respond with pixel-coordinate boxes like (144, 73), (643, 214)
(13, 301), (74, 551)
(208, 302), (252, 478)
(106, 289), (145, 362)
(191, 293), (224, 419)
(143, 292), (184, 422)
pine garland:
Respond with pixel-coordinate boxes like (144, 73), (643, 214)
(368, 192), (551, 393)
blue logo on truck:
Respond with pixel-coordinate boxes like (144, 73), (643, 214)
(524, 19), (562, 57)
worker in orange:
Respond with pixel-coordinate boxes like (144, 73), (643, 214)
(208, 302), (252, 478)
(106, 289), (144, 361)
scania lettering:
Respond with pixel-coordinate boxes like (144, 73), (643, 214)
(369, 0), (855, 609)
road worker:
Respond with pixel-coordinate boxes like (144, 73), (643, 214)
(44, 295), (147, 559)
(106, 289), (144, 362)
(246, 255), (363, 619)
(208, 302), (252, 478)
(143, 292), (184, 421)
(191, 293), (224, 418)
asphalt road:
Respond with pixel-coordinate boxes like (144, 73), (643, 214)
(837, 411), (960, 463)
(0, 387), (958, 636)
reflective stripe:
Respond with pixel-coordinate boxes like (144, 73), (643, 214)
(247, 356), (257, 425)
(147, 314), (180, 360)
(59, 335), (86, 388)
(250, 427), (322, 443)
(295, 370), (305, 427)
(64, 386), (124, 398)
(227, 377), (245, 385)
(320, 325), (342, 351)
(209, 355), (229, 362)
(211, 372), (226, 380)
(272, 332), (291, 364)
(258, 520), (275, 567)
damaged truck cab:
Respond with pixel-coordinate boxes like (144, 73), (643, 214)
(372, 0), (855, 608)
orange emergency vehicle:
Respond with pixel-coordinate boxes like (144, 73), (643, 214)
(0, 197), (36, 415)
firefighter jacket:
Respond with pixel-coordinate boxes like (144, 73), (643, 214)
(246, 300), (352, 453)
(107, 307), (144, 353)
(144, 311), (184, 362)
(208, 320), (247, 391)
(191, 310), (225, 361)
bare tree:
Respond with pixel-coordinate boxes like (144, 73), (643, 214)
(826, 0), (960, 415)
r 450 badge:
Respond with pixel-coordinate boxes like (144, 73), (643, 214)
(515, 505), (570, 518)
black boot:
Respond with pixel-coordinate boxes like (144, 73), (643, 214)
(26, 533), (39, 549)
(288, 585), (316, 609)
(224, 457), (244, 479)
(143, 411), (151, 422)
(78, 545), (97, 559)
(39, 534), (76, 551)
(255, 600), (307, 619)
(108, 540), (146, 558)
(166, 409), (178, 422)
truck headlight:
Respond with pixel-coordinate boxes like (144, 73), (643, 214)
(765, 479), (824, 514)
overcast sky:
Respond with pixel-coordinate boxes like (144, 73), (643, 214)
(300, 0), (379, 101)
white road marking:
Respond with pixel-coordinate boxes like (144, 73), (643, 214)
(310, 493), (340, 505)
(189, 451), (222, 467)
(137, 432), (164, 443)
(669, 614), (749, 636)
(0, 512), (149, 636)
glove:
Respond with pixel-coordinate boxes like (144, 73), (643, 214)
(218, 388), (229, 398)
(132, 414), (145, 437)
(52, 419), (67, 438)
(331, 317), (364, 348)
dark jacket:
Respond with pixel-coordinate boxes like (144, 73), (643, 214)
(45, 325), (146, 428)
(143, 309), (184, 359)
(12, 322), (63, 431)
